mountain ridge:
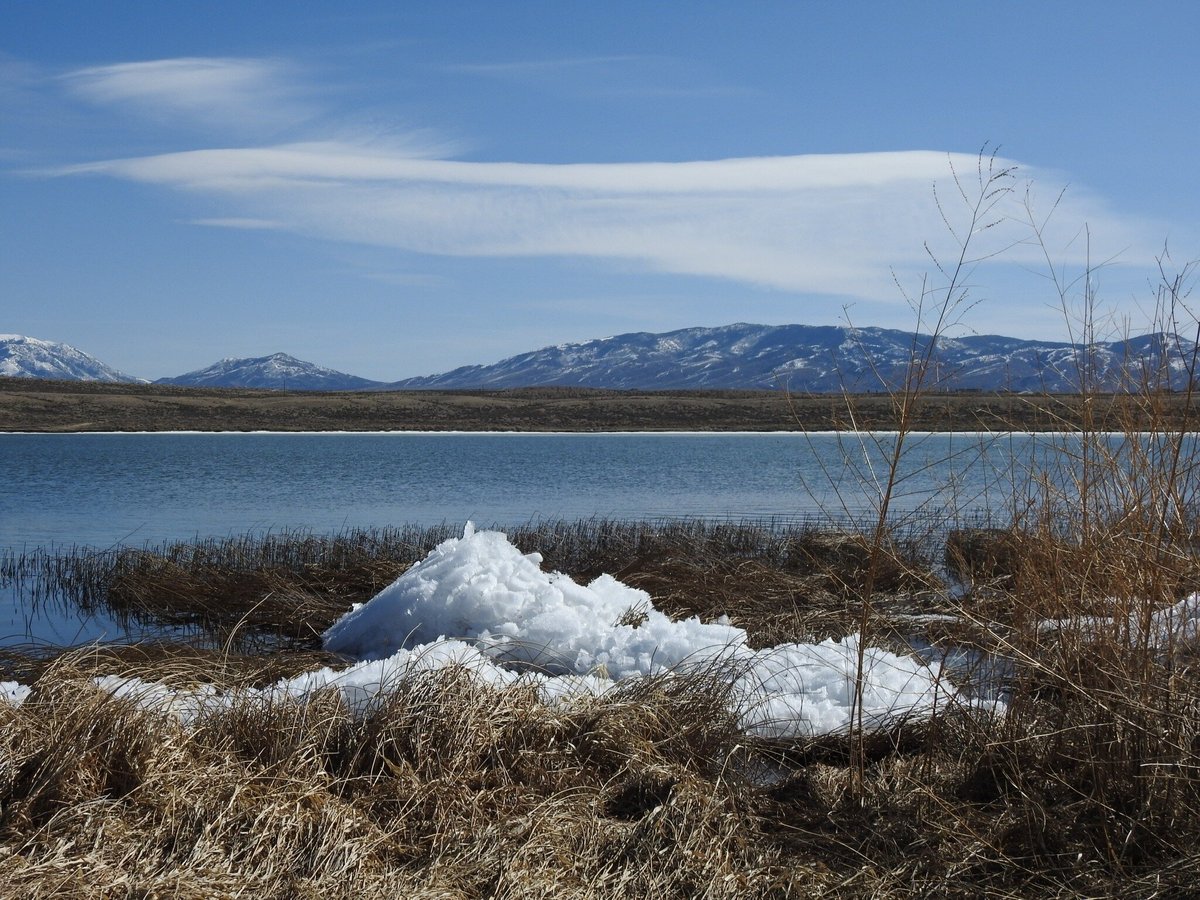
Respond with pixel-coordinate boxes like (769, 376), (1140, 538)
(383, 323), (1193, 393)
(154, 353), (383, 391)
(4, 325), (1194, 393)
(0, 334), (143, 383)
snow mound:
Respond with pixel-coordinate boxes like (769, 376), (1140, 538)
(323, 522), (746, 677)
(323, 524), (954, 737)
(1040, 592), (1200, 649)
(0, 681), (30, 706)
(2, 526), (961, 738)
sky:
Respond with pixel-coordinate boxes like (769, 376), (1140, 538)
(3, 1), (1199, 382)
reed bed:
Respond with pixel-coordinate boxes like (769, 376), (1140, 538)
(1, 518), (947, 659)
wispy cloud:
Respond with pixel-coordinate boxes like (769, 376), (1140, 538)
(442, 55), (646, 76)
(60, 57), (315, 133)
(49, 142), (1158, 301)
(35, 57), (1159, 302)
(442, 53), (750, 100)
(189, 216), (285, 230)
(360, 270), (450, 288)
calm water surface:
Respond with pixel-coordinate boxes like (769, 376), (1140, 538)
(0, 431), (1058, 645)
(1, 431), (1041, 551)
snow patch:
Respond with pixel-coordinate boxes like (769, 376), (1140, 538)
(1039, 593), (1200, 649)
(0, 681), (30, 706)
(0, 334), (142, 382)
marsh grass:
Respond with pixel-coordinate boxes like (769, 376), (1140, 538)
(752, 154), (1200, 893)
(1, 518), (945, 660)
(0, 651), (808, 898)
(6, 493), (1200, 895)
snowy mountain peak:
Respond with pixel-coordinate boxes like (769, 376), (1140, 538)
(387, 323), (1198, 393)
(8, 324), (1195, 394)
(155, 353), (383, 391)
(0, 335), (143, 383)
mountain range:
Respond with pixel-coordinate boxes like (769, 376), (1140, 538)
(2, 324), (1194, 394)
(0, 334), (143, 383)
(155, 353), (381, 391)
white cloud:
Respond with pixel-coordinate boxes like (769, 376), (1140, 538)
(60, 57), (314, 133)
(50, 141), (1162, 302)
(188, 217), (285, 230)
(442, 54), (751, 99)
(442, 55), (646, 76)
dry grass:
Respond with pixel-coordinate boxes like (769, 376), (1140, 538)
(4, 503), (1200, 895)
(6, 375), (1199, 433)
(0, 652), (809, 898)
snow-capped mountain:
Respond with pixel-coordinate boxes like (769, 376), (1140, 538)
(388, 323), (1198, 393)
(8, 325), (1193, 393)
(0, 334), (143, 383)
(155, 353), (384, 391)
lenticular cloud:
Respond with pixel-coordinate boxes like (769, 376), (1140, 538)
(320, 524), (953, 737)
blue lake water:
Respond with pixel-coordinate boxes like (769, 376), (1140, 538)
(0, 430), (1108, 646)
(1, 431), (1046, 552)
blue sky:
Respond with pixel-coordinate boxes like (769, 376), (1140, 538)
(3, 1), (1198, 381)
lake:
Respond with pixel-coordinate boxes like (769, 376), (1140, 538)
(0, 431), (1050, 551)
(0, 430), (1098, 645)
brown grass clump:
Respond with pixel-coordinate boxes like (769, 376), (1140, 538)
(0, 655), (812, 898)
(5, 628), (1197, 897)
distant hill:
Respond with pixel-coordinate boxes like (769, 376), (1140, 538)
(387, 323), (1196, 393)
(154, 353), (384, 391)
(7, 325), (1194, 393)
(0, 334), (143, 383)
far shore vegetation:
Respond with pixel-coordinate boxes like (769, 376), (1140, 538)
(3, 375), (1198, 432)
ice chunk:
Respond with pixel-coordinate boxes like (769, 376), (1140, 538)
(0, 680), (30, 706)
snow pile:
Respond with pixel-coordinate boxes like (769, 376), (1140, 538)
(275, 637), (610, 711)
(1, 526), (960, 738)
(322, 524), (953, 737)
(80, 638), (610, 727)
(1040, 592), (1200, 649)
(0, 681), (30, 706)
(323, 524), (747, 676)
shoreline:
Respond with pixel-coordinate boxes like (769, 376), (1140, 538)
(0, 428), (1178, 437)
